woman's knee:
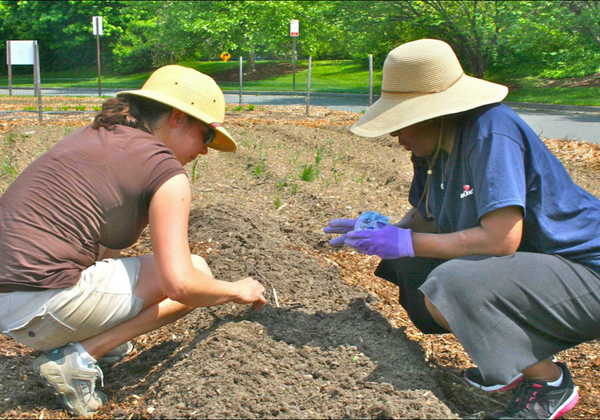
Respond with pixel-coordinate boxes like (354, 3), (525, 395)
(191, 255), (213, 277)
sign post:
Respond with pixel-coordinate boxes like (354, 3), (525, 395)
(6, 40), (40, 119)
(92, 16), (103, 97)
(290, 20), (299, 91)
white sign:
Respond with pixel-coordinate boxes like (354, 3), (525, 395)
(6, 40), (35, 65)
(93, 16), (103, 36)
(290, 19), (299, 37)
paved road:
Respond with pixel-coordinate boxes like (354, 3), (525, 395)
(223, 92), (600, 145)
(3, 87), (600, 144)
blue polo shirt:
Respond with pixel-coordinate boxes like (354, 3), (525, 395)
(409, 103), (600, 272)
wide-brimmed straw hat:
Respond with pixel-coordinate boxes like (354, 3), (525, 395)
(351, 39), (508, 137)
(118, 65), (236, 152)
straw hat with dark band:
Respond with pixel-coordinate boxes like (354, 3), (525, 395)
(351, 39), (508, 137)
(118, 65), (237, 152)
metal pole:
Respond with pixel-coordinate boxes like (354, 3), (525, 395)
(96, 32), (102, 97)
(292, 37), (296, 91)
(306, 56), (312, 116)
(369, 54), (373, 106)
(7, 41), (12, 97)
(33, 41), (42, 122)
(239, 56), (243, 107)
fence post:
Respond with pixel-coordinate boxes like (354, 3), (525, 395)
(239, 56), (243, 107)
(369, 54), (373, 107)
(7, 41), (12, 97)
(306, 56), (312, 115)
(33, 41), (42, 122)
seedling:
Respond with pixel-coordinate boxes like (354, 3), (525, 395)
(75, 105), (86, 111)
(300, 163), (317, 181)
(191, 157), (200, 183)
(233, 105), (244, 112)
(274, 195), (282, 209)
(245, 104), (255, 111)
(5, 134), (15, 146)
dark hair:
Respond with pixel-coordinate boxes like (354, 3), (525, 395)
(92, 95), (173, 131)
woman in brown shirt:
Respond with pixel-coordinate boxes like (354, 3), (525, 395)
(0, 65), (266, 418)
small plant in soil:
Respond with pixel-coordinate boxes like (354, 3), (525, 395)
(233, 105), (244, 111)
(300, 163), (317, 181)
(5, 133), (15, 146)
(191, 157), (200, 183)
(61, 105), (70, 111)
(274, 195), (282, 209)
(290, 183), (298, 194)
(75, 105), (86, 111)
(245, 104), (255, 111)
(23, 106), (35, 111)
(1, 157), (18, 180)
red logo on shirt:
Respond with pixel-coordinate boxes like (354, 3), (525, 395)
(460, 185), (474, 199)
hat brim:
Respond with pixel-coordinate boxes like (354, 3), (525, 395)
(117, 89), (237, 152)
(351, 75), (508, 138)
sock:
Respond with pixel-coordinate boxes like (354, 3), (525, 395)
(546, 369), (564, 387)
(72, 342), (97, 369)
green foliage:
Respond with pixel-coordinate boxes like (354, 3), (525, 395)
(300, 163), (317, 182)
(245, 104), (255, 111)
(75, 105), (87, 111)
(191, 157), (200, 183)
(0, 0), (599, 82)
(4, 133), (15, 146)
(61, 106), (70, 111)
(23, 106), (36, 111)
(233, 106), (244, 112)
(274, 195), (282, 209)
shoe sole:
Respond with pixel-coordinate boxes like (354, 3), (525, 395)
(31, 360), (94, 419)
(549, 386), (579, 420)
(463, 371), (524, 392)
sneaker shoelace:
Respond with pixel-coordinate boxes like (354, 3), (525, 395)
(504, 378), (545, 415)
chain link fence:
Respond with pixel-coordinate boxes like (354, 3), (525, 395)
(0, 57), (380, 121)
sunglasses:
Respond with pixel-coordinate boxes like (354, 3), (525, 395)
(203, 122), (216, 145)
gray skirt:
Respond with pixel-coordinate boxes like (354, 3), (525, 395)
(378, 252), (600, 385)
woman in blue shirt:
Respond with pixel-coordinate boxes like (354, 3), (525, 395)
(325, 39), (600, 419)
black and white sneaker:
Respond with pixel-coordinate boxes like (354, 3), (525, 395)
(490, 362), (579, 419)
(463, 367), (524, 392)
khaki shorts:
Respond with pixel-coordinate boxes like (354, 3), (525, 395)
(0, 257), (145, 351)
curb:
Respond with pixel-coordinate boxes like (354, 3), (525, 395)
(504, 101), (600, 114)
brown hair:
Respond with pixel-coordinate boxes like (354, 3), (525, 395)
(92, 96), (174, 131)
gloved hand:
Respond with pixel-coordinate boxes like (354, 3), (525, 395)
(323, 218), (357, 246)
(344, 225), (415, 259)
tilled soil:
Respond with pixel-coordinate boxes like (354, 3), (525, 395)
(0, 105), (599, 419)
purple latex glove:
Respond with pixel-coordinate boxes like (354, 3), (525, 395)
(323, 218), (357, 246)
(345, 225), (415, 259)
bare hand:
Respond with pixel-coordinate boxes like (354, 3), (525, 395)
(233, 277), (267, 310)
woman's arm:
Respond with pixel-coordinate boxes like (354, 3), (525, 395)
(412, 205), (523, 259)
(148, 174), (265, 309)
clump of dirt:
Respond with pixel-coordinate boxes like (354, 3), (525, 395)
(542, 73), (600, 88)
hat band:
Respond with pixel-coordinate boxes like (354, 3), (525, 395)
(381, 72), (464, 95)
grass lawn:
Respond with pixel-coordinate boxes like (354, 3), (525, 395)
(1, 60), (599, 107)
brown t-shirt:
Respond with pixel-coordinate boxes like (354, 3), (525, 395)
(0, 125), (186, 292)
